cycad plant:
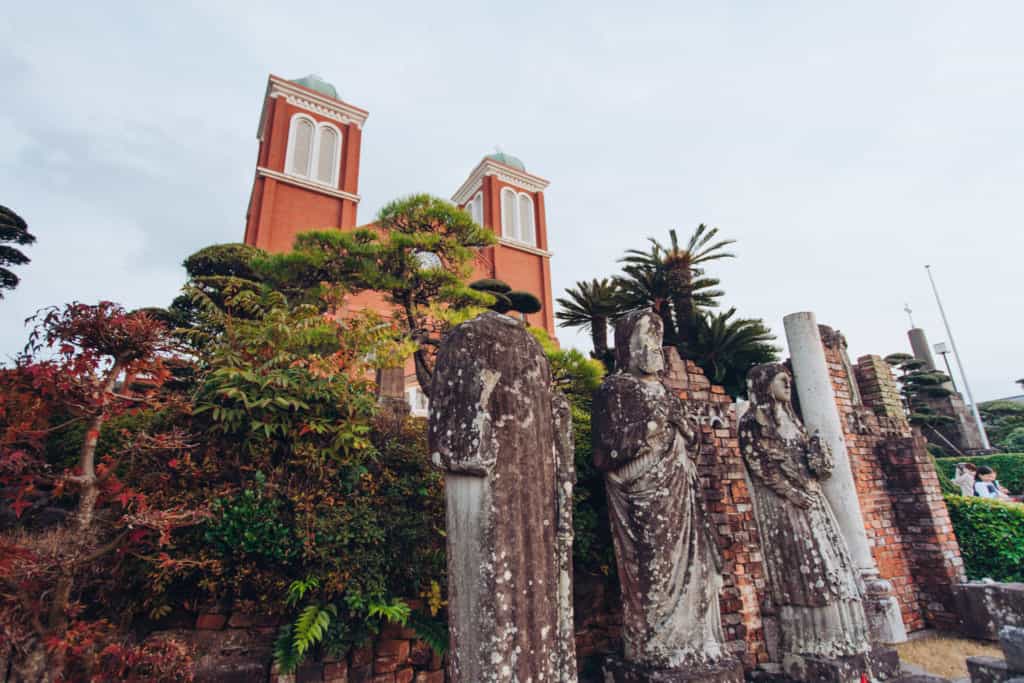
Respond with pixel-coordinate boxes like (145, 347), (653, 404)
(618, 224), (734, 350)
(555, 278), (618, 365)
(691, 308), (777, 396)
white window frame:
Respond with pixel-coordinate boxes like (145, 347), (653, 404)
(500, 187), (537, 247)
(517, 192), (536, 246)
(284, 113), (342, 188)
(472, 191), (483, 225)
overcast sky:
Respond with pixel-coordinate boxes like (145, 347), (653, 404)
(1, 1), (1020, 401)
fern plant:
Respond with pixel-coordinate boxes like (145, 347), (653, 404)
(407, 609), (448, 656)
(273, 594), (421, 673)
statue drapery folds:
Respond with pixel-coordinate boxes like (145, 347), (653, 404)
(739, 363), (870, 659)
(593, 310), (729, 671)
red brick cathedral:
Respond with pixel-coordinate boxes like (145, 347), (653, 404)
(243, 74), (556, 341)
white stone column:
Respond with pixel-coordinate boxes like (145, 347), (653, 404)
(784, 311), (907, 645)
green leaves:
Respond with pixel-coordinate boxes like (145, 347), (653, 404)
(293, 603), (337, 657)
(367, 597), (411, 626)
(946, 494), (1024, 582)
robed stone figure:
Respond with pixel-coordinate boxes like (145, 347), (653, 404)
(593, 310), (738, 680)
(738, 363), (870, 661)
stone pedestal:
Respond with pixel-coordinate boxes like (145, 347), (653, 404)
(602, 655), (744, 683)
(784, 312), (907, 645)
(952, 582), (1024, 641)
(783, 646), (900, 683)
(967, 656), (1015, 683)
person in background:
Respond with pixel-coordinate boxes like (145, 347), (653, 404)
(953, 462), (977, 497)
(973, 466), (1011, 500)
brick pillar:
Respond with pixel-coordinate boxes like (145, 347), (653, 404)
(855, 355), (905, 421)
(875, 434), (965, 630)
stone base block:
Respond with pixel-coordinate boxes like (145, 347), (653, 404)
(601, 655), (744, 683)
(966, 656), (1014, 683)
(783, 647), (901, 682)
(1000, 626), (1024, 673)
(952, 583), (1024, 641)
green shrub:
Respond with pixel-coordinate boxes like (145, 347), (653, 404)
(945, 495), (1024, 582)
(205, 474), (299, 564)
(1005, 428), (1024, 453)
(936, 453), (1024, 494)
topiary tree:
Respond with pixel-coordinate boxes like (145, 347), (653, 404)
(0, 205), (37, 299)
(470, 278), (540, 317)
(256, 194), (496, 396)
(886, 354), (957, 429)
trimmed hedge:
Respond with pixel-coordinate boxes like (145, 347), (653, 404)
(936, 453), (1024, 494)
(945, 495), (1024, 582)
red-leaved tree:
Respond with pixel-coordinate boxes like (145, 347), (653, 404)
(1, 302), (199, 682)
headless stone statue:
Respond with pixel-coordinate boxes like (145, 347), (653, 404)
(738, 363), (871, 666)
(593, 310), (741, 683)
(429, 312), (577, 683)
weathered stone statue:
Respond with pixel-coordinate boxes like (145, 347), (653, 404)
(593, 310), (741, 683)
(738, 363), (871, 670)
(429, 312), (577, 683)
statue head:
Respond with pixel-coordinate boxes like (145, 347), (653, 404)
(747, 363), (793, 410)
(614, 309), (665, 376)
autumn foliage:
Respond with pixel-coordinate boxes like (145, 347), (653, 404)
(1, 302), (198, 682)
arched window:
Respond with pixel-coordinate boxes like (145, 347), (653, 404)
(315, 125), (339, 185)
(517, 193), (536, 246)
(287, 115), (315, 177)
(500, 187), (518, 240)
(285, 114), (342, 187)
(471, 191), (483, 225)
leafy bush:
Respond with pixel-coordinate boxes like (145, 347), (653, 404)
(205, 474), (298, 564)
(945, 495), (1024, 582)
(1005, 428), (1024, 453)
(570, 405), (616, 576)
(935, 453), (1024, 494)
(979, 400), (1024, 449)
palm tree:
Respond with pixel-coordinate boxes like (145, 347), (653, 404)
(0, 205), (36, 298)
(619, 225), (735, 349)
(691, 308), (778, 397)
(556, 278), (618, 364)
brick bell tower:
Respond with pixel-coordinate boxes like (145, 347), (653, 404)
(452, 152), (556, 335)
(244, 74), (369, 253)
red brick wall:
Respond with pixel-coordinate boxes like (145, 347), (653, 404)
(156, 603), (446, 683)
(875, 435), (965, 629)
(663, 350), (769, 669)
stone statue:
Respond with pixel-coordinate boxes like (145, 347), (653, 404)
(593, 310), (740, 682)
(429, 312), (577, 682)
(738, 363), (871, 662)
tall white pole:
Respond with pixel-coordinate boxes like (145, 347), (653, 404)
(924, 265), (990, 450)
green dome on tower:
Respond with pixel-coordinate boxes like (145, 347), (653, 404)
(486, 151), (526, 171)
(290, 74), (339, 100)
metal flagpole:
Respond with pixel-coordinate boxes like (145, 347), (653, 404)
(924, 265), (990, 449)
